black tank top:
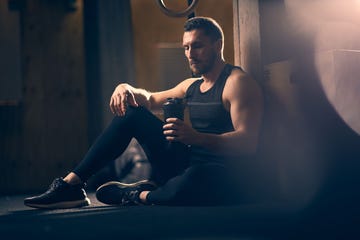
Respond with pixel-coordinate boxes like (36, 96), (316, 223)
(185, 64), (242, 164)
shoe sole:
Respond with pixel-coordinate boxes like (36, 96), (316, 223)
(24, 197), (91, 209)
(96, 180), (156, 192)
(96, 180), (157, 205)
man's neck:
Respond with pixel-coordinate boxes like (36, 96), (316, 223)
(201, 60), (226, 83)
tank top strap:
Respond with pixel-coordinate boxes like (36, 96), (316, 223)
(185, 64), (242, 101)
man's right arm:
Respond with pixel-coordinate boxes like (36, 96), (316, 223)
(110, 78), (197, 116)
(109, 83), (151, 116)
(149, 78), (197, 110)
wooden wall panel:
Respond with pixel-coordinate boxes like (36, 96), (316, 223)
(21, 0), (87, 192)
(0, 1), (22, 103)
(1, 0), (88, 193)
(233, 0), (262, 81)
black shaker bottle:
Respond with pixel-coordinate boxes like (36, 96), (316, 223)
(162, 98), (185, 150)
(162, 97), (185, 121)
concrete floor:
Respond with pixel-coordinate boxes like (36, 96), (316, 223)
(0, 193), (358, 239)
(0, 193), (296, 240)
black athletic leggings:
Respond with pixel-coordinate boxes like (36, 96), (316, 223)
(73, 106), (233, 205)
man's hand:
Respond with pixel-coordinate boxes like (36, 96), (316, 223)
(163, 118), (199, 145)
(110, 84), (139, 116)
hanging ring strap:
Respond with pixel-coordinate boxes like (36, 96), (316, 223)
(156, 0), (199, 18)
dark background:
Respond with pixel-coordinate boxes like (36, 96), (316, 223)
(1, 2), (360, 235)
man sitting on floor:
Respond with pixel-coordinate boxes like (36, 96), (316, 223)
(24, 16), (263, 208)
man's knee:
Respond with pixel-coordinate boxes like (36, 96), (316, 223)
(147, 164), (227, 205)
(124, 106), (149, 118)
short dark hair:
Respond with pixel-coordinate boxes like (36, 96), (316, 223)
(184, 17), (224, 43)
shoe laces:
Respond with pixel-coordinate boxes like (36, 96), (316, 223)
(121, 190), (139, 205)
(47, 178), (66, 192)
(43, 181), (58, 195)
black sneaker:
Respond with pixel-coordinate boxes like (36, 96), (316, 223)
(24, 178), (91, 209)
(96, 180), (157, 206)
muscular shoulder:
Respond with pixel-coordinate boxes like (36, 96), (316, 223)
(225, 68), (254, 94)
(227, 67), (251, 86)
(224, 67), (262, 105)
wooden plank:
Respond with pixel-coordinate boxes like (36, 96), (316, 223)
(233, 0), (262, 81)
(1, 0), (88, 193)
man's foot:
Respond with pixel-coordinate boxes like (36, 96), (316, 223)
(96, 180), (157, 206)
(24, 178), (91, 209)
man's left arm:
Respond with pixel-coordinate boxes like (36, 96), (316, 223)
(194, 71), (264, 156)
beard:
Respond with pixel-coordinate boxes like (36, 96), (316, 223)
(189, 51), (217, 76)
